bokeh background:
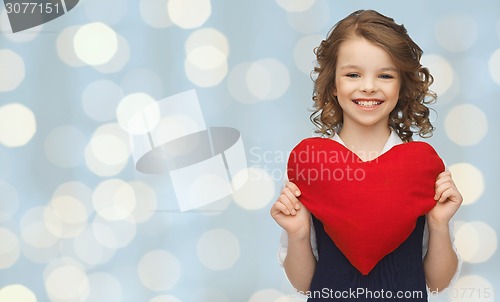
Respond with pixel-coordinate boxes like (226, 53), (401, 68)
(1, 0), (499, 301)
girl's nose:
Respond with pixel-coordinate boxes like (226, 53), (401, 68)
(360, 78), (377, 93)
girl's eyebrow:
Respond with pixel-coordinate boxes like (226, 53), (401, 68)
(339, 65), (398, 72)
(379, 67), (398, 72)
(339, 64), (359, 70)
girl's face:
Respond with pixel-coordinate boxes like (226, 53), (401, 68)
(334, 36), (400, 131)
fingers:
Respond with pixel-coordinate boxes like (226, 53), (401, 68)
(435, 171), (452, 188)
(436, 186), (453, 203)
(434, 171), (463, 204)
(435, 181), (454, 202)
(286, 181), (301, 197)
(283, 186), (300, 210)
(434, 179), (449, 201)
(270, 182), (301, 216)
(434, 171), (451, 200)
(270, 199), (292, 217)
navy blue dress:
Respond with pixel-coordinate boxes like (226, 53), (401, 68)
(307, 215), (428, 301)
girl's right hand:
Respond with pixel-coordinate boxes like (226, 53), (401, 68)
(270, 182), (311, 237)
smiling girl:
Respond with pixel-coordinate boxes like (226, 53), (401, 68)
(271, 10), (462, 301)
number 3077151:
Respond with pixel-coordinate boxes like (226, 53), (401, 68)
(452, 287), (492, 300)
(5, 2), (61, 14)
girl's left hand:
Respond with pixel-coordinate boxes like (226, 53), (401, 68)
(428, 171), (463, 227)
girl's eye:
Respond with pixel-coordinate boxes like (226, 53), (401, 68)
(379, 74), (394, 79)
(346, 73), (360, 78)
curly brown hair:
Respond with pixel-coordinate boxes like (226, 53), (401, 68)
(310, 10), (436, 142)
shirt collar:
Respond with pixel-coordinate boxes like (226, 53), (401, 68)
(332, 130), (403, 155)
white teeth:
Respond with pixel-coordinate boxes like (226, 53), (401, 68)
(354, 100), (382, 107)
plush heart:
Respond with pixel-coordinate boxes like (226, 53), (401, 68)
(287, 138), (444, 275)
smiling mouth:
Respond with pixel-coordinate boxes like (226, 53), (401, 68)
(352, 99), (384, 108)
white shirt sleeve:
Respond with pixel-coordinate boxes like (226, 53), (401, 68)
(423, 217), (463, 296)
(277, 216), (319, 266)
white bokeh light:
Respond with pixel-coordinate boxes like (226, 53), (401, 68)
(116, 93), (158, 133)
(72, 227), (117, 266)
(138, 250), (182, 291)
(184, 29), (229, 88)
(84, 123), (130, 177)
(196, 228), (240, 271)
(132, 113), (201, 148)
(0, 103), (36, 147)
(0, 49), (25, 91)
(0, 181), (19, 222)
(276, 0), (316, 12)
(246, 59), (290, 101)
(82, 80), (124, 122)
(448, 163), (485, 205)
(187, 46), (226, 70)
(140, 0), (173, 28)
(21, 220), (59, 250)
(73, 22), (118, 66)
(0, 284), (37, 302)
(20, 241), (60, 264)
(454, 221), (497, 263)
(91, 216), (136, 249)
(90, 134), (130, 166)
(93, 34), (131, 74)
(488, 48), (500, 86)
(294, 34), (322, 75)
(44, 264), (90, 301)
(450, 275), (495, 302)
(52, 182), (94, 216)
(85, 272), (123, 302)
(185, 28), (229, 55)
(150, 295), (182, 302)
(93, 179), (136, 221)
(168, 0), (211, 29)
(421, 54), (455, 97)
(0, 227), (20, 269)
(233, 168), (276, 210)
(57, 26), (85, 67)
(44, 195), (88, 239)
(185, 58), (228, 87)
(128, 181), (157, 223)
(84, 147), (128, 177)
(249, 289), (288, 302)
(445, 104), (488, 147)
(187, 288), (230, 302)
(435, 13), (478, 52)
(20, 207), (59, 249)
(44, 126), (87, 168)
(49, 195), (88, 226)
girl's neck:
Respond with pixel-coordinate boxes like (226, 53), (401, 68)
(338, 123), (391, 161)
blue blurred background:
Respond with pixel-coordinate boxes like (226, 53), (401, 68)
(0, 0), (498, 301)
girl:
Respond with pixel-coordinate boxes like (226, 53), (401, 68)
(270, 10), (462, 301)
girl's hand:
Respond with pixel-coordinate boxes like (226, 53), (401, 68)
(270, 182), (311, 237)
(428, 171), (463, 227)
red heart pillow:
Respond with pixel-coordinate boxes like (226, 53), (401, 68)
(287, 138), (444, 275)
